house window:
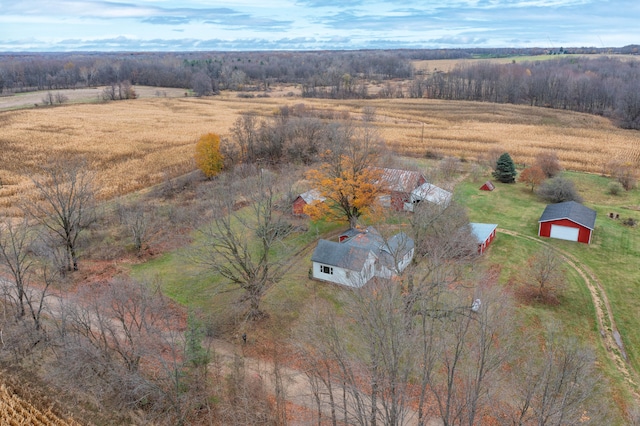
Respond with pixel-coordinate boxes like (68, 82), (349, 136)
(321, 265), (333, 275)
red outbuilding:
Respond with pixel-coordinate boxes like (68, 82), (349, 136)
(292, 189), (325, 216)
(538, 201), (596, 244)
(479, 181), (495, 191)
(470, 223), (498, 254)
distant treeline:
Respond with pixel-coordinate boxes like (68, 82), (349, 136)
(1, 46), (639, 128)
(420, 55), (640, 129)
(0, 50), (417, 94)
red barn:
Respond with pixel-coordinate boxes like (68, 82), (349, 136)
(292, 189), (325, 216)
(538, 201), (596, 244)
(379, 168), (427, 211)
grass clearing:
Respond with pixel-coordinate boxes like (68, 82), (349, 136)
(457, 169), (640, 377)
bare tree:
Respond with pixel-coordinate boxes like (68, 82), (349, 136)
(232, 113), (260, 164)
(520, 248), (567, 303)
(410, 199), (477, 262)
(0, 219), (54, 331)
(117, 201), (155, 253)
(53, 277), (212, 423)
(535, 151), (562, 178)
(191, 170), (293, 321)
(509, 327), (603, 425)
(54, 92), (69, 104)
(0, 219), (33, 318)
(536, 176), (583, 203)
(26, 158), (95, 272)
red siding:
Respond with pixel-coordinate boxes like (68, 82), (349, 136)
(390, 192), (407, 211)
(292, 197), (307, 215)
(478, 229), (496, 254)
(539, 219), (592, 244)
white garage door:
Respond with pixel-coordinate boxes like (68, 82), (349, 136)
(550, 224), (579, 241)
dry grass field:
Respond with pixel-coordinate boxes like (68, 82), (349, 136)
(412, 53), (640, 73)
(1, 90), (639, 216)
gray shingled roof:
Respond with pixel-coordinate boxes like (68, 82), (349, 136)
(538, 201), (596, 230)
(311, 239), (372, 270)
(312, 227), (414, 271)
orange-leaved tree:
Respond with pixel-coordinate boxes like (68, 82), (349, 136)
(305, 116), (386, 225)
(305, 152), (384, 225)
(194, 133), (224, 178)
(519, 164), (546, 192)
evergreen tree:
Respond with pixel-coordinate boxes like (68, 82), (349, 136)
(493, 152), (517, 183)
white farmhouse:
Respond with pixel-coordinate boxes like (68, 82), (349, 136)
(311, 227), (414, 288)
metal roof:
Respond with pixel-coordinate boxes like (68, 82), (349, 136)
(411, 182), (452, 205)
(470, 223), (498, 243)
(298, 189), (325, 204)
(379, 168), (425, 193)
(538, 201), (596, 230)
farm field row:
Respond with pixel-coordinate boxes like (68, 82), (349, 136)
(0, 384), (80, 426)
(2, 93), (639, 216)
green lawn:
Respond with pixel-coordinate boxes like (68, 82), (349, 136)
(130, 166), (639, 412)
(458, 172), (640, 374)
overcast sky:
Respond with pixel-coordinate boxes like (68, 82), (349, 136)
(1, 0), (638, 52)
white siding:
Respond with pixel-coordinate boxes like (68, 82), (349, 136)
(312, 253), (376, 288)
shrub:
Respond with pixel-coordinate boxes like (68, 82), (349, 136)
(608, 181), (624, 196)
(536, 176), (583, 203)
(535, 151), (562, 178)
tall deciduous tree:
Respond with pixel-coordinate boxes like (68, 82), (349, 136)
(305, 119), (385, 226)
(27, 158), (95, 272)
(0, 219), (34, 318)
(194, 133), (224, 179)
(492, 152), (517, 183)
(0, 219), (56, 330)
(192, 170), (292, 321)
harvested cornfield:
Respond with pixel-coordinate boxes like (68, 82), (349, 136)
(0, 384), (82, 426)
(1, 92), (639, 215)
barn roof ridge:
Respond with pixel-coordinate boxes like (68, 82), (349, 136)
(538, 201), (597, 230)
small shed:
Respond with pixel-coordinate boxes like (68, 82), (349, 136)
(538, 201), (596, 244)
(479, 181), (495, 191)
(292, 189), (325, 216)
(470, 223), (498, 254)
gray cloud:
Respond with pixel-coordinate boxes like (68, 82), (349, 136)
(143, 16), (191, 25)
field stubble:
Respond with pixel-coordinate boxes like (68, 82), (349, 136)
(1, 93), (639, 215)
